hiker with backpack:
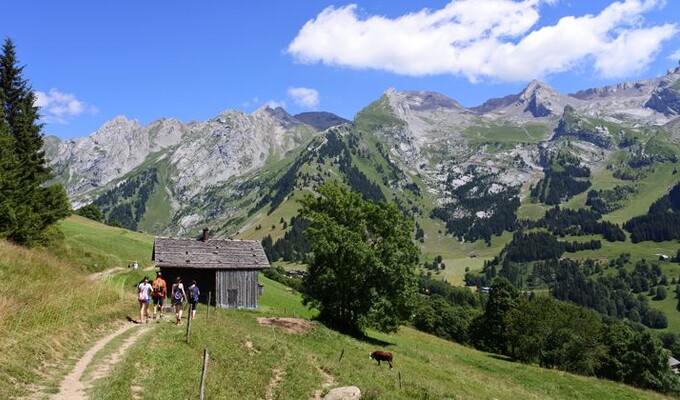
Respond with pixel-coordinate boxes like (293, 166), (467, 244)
(187, 280), (200, 320)
(137, 276), (153, 324)
(151, 271), (167, 321)
(171, 276), (187, 325)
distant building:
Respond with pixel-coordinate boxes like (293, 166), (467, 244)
(285, 269), (307, 278)
(152, 228), (270, 309)
(669, 357), (680, 374)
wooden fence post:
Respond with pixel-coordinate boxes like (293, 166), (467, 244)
(186, 304), (193, 344)
(207, 291), (212, 319)
(200, 347), (209, 400)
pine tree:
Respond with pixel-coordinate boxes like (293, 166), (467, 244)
(0, 38), (70, 245)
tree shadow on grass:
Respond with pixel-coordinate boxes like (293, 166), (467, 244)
(355, 334), (393, 348)
(312, 317), (394, 347)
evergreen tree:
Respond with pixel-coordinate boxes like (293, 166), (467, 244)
(470, 277), (520, 354)
(655, 286), (668, 301)
(0, 38), (70, 245)
(75, 204), (103, 222)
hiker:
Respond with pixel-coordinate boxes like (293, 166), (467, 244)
(187, 280), (200, 320)
(137, 276), (153, 323)
(137, 277), (152, 321)
(171, 276), (187, 325)
(151, 271), (167, 320)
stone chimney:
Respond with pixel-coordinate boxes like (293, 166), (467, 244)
(202, 227), (209, 242)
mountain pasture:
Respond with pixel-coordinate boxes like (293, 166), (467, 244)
(0, 217), (672, 399)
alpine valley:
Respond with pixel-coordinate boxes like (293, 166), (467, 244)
(46, 64), (680, 287)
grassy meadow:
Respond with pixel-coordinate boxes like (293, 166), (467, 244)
(0, 239), (146, 398)
(54, 215), (155, 272)
(89, 277), (672, 400)
(1, 216), (677, 399)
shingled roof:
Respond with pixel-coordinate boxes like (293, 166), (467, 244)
(152, 237), (270, 270)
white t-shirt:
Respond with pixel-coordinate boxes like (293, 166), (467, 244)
(138, 282), (153, 301)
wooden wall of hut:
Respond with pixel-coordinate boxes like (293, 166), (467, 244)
(215, 270), (259, 309)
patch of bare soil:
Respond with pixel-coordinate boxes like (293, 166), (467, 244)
(256, 317), (315, 334)
(311, 364), (336, 400)
(264, 366), (286, 400)
(51, 321), (148, 400)
(243, 340), (260, 354)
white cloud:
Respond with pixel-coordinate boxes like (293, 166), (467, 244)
(35, 88), (97, 124)
(288, 87), (320, 108)
(288, 0), (678, 81)
(669, 49), (680, 61)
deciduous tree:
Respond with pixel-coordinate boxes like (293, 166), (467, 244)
(299, 183), (419, 334)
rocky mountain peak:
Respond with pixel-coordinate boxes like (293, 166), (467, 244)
(43, 64), (680, 236)
(384, 88), (466, 112)
(250, 105), (301, 129)
(571, 80), (651, 100)
(645, 69), (680, 117)
(383, 88), (470, 122)
(46, 115), (185, 202)
(294, 112), (350, 132)
(474, 80), (569, 118)
(404, 91), (467, 112)
(519, 80), (548, 98)
(517, 80), (562, 117)
(94, 115), (140, 136)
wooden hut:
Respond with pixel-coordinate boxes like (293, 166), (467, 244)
(152, 229), (270, 309)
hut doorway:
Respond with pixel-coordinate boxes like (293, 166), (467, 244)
(227, 289), (238, 308)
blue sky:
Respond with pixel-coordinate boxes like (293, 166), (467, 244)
(2, 0), (680, 139)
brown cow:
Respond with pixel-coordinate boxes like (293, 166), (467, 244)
(369, 351), (393, 368)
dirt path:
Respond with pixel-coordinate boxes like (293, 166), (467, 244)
(311, 364), (336, 400)
(264, 366), (286, 400)
(87, 267), (125, 282)
(52, 321), (148, 400)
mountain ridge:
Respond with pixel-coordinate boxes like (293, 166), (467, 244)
(45, 68), (680, 237)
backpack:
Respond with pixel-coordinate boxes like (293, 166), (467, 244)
(173, 285), (183, 301)
(152, 280), (163, 296)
